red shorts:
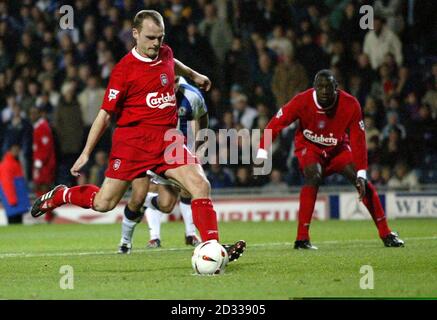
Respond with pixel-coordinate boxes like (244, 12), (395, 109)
(295, 143), (353, 177)
(105, 125), (198, 181)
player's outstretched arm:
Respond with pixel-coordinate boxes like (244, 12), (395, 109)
(174, 59), (211, 91)
(70, 109), (111, 177)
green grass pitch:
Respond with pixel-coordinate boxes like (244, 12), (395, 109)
(1, 219), (436, 299)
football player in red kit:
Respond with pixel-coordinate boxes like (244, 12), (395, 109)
(257, 69), (404, 249)
(29, 106), (56, 223)
(31, 10), (245, 261)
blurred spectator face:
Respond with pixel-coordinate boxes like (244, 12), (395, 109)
(394, 163), (408, 179)
(14, 79), (25, 95)
(43, 57), (55, 71)
(222, 111), (234, 128)
(272, 25), (284, 39)
(15, 51), (29, 65)
(387, 112), (399, 125)
(6, 96), (16, 107)
(384, 53), (396, 68)
(388, 97), (400, 110)
(61, 82), (77, 102)
(374, 18), (383, 34)
(418, 105), (431, 119)
(79, 64), (91, 82)
(42, 78), (54, 92)
(204, 4), (217, 19)
(319, 17), (330, 33)
(379, 64), (390, 78)
(236, 167), (249, 183)
(231, 37), (242, 51)
(133, 17), (165, 60)
(358, 54), (370, 68)
(300, 20), (311, 33)
(9, 145), (20, 158)
(308, 5), (319, 18)
(12, 103), (21, 118)
(232, 94), (248, 111)
(364, 116), (375, 129)
(95, 151), (108, 166)
(29, 106), (41, 124)
(60, 34), (73, 51)
(399, 67), (410, 80)
(370, 165), (382, 181)
(258, 53), (271, 72)
(388, 128), (400, 142)
(103, 25), (115, 40)
(381, 166), (391, 182)
(21, 33), (32, 48)
(270, 169), (283, 183)
(210, 88), (221, 104)
(43, 31), (54, 43)
(345, 3), (355, 18)
(187, 23), (197, 37)
(406, 92), (417, 105)
(28, 82), (39, 96)
(332, 41), (344, 55)
(302, 34), (312, 45)
(87, 76), (98, 89)
(256, 103), (269, 116)
(432, 63), (437, 77)
(20, 6), (30, 19)
(254, 37), (266, 52)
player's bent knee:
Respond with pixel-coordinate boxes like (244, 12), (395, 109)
(93, 197), (118, 212)
(158, 200), (176, 214)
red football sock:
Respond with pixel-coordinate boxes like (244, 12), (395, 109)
(53, 185), (100, 209)
(362, 182), (391, 238)
(296, 185), (318, 241)
(191, 198), (219, 242)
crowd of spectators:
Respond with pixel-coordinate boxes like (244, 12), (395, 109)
(0, 0), (436, 192)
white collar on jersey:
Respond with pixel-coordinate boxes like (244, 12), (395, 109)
(312, 90), (337, 112)
(131, 47), (159, 62)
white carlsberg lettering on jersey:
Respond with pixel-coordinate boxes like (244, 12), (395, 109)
(108, 89), (120, 101)
(276, 108), (283, 118)
(146, 92), (177, 109)
(303, 129), (338, 146)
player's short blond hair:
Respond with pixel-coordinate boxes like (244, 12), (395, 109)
(133, 10), (164, 31)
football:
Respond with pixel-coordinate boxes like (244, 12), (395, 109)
(191, 240), (228, 275)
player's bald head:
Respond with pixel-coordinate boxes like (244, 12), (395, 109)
(314, 69), (337, 86)
(313, 69), (338, 108)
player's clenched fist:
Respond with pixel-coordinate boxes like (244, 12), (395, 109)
(70, 153), (89, 177)
(193, 73), (211, 91)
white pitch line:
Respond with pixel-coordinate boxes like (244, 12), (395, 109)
(1, 236), (436, 259)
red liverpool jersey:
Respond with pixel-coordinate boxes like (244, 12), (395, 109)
(101, 44), (177, 128)
(260, 88), (367, 170)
